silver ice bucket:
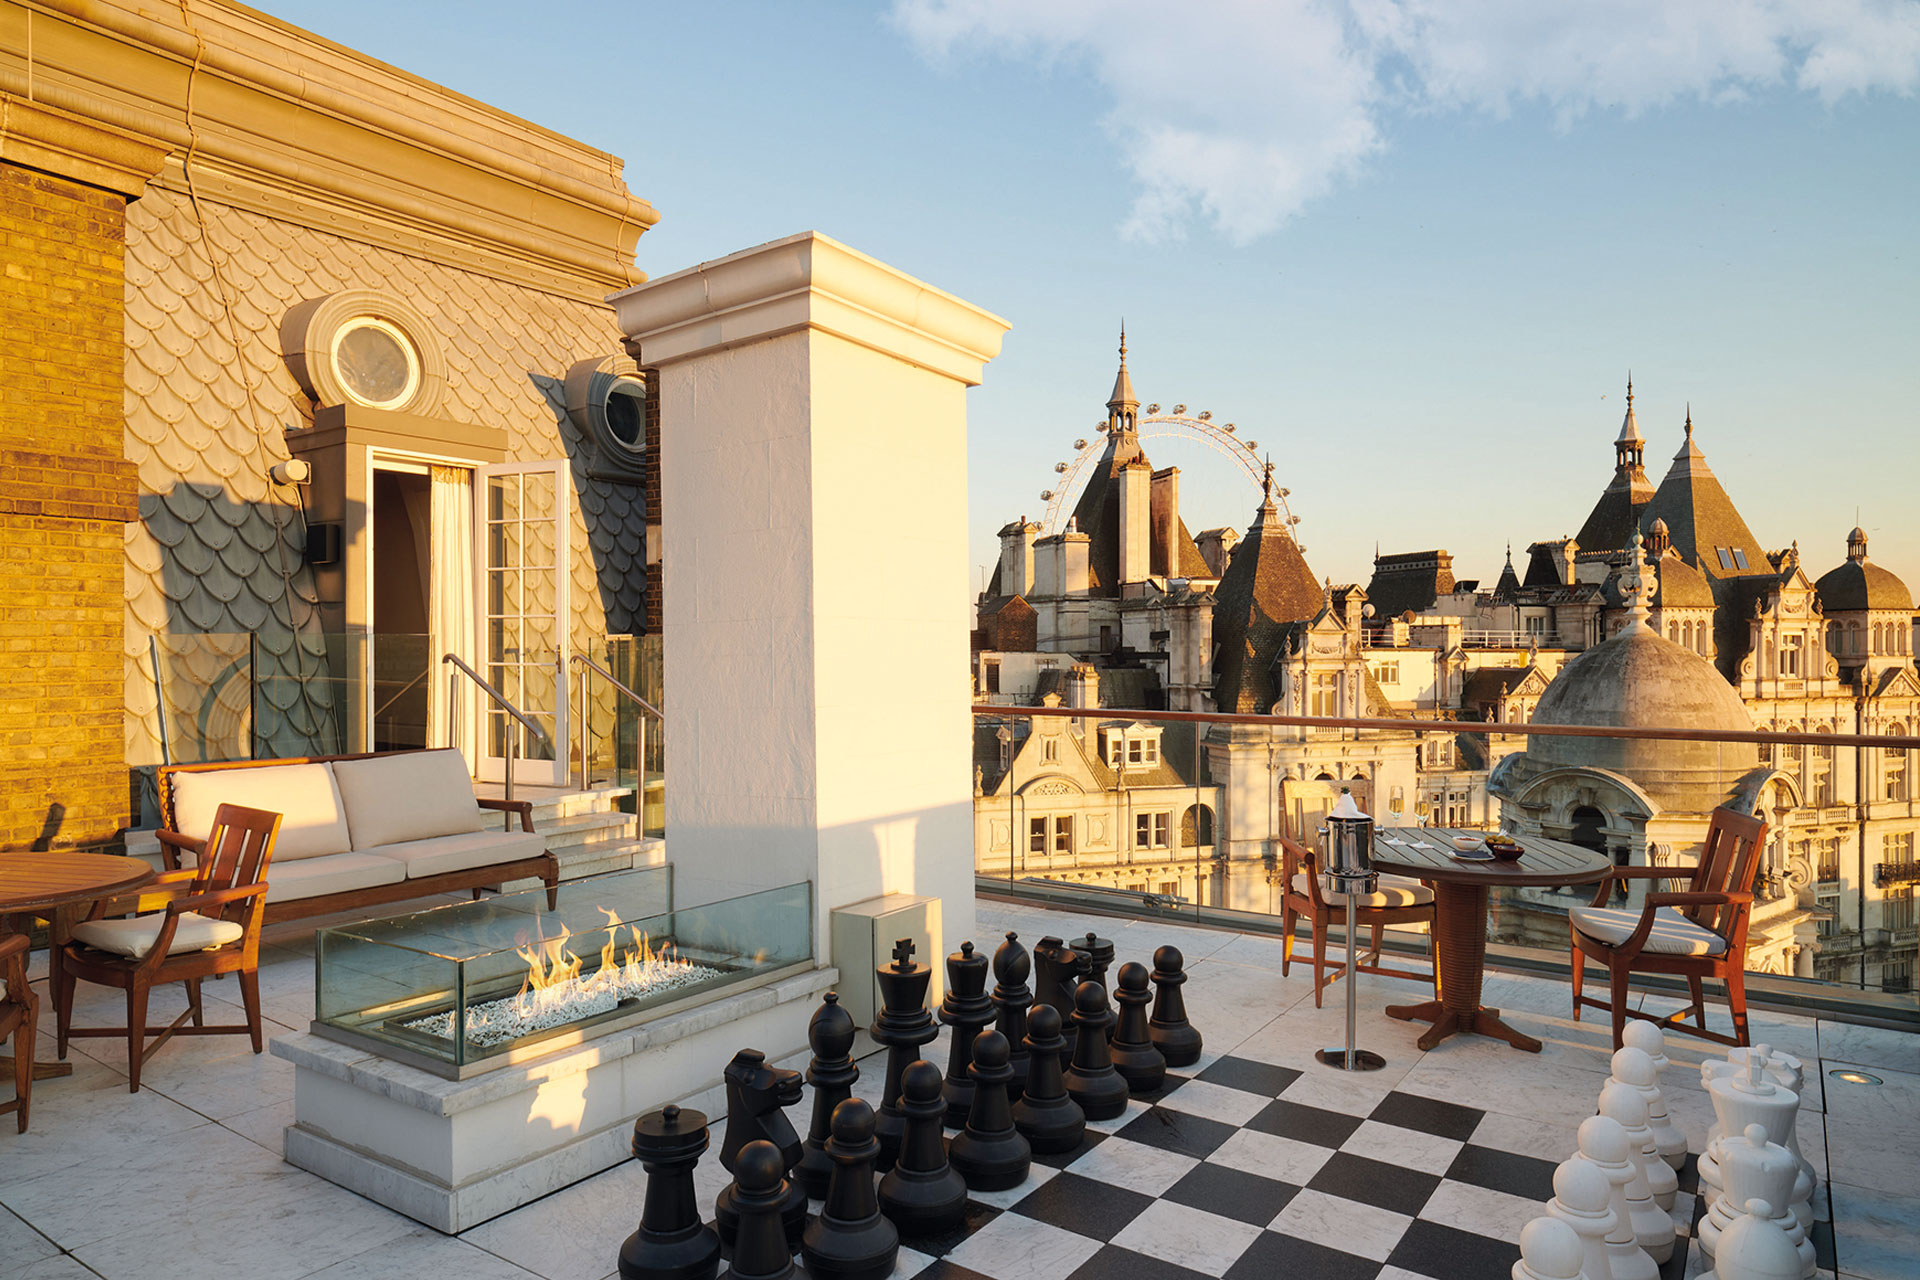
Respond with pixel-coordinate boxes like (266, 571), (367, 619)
(1320, 788), (1376, 893)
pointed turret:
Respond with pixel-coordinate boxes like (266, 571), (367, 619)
(1574, 374), (1654, 556)
(1106, 325), (1138, 437)
(1640, 407), (1764, 580)
(1208, 478), (1323, 715)
(1493, 543), (1521, 601)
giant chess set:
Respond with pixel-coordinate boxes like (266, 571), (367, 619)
(609, 932), (1831, 1280)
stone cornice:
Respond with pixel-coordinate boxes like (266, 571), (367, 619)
(610, 231), (1010, 386)
(0, 92), (167, 196)
(0, 0), (657, 302)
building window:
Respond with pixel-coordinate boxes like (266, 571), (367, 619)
(1886, 888), (1915, 933)
(1054, 816), (1073, 854)
(1886, 724), (1909, 801)
(1884, 960), (1913, 994)
(1311, 673), (1339, 718)
(1817, 839), (1841, 883)
(1715, 547), (1734, 570)
(1029, 818), (1047, 855)
(1780, 634), (1803, 677)
(1135, 812), (1170, 849)
(985, 661), (1001, 694)
(1885, 832), (1914, 864)
(1731, 548), (1749, 570)
(1040, 736), (1058, 763)
(331, 315), (422, 410)
(1525, 614), (1546, 636)
(1370, 660), (1400, 684)
(1817, 891), (1839, 938)
(1159, 881), (1180, 897)
(1030, 816), (1072, 855)
(1099, 625), (1114, 650)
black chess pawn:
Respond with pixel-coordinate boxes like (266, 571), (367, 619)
(870, 937), (938, 1172)
(717, 1140), (795, 1280)
(877, 1060), (969, 1237)
(714, 1049), (808, 1250)
(1031, 935), (1088, 1054)
(618, 1103), (723, 1280)
(948, 1030), (1032, 1191)
(1010, 1004), (1085, 1155)
(939, 942), (995, 1128)
(990, 932), (1033, 1102)
(1148, 944), (1204, 1068)
(1109, 962), (1168, 1094)
(800, 1098), (899, 1280)
(1070, 932), (1116, 1009)
(797, 992), (858, 1200)
(1064, 981), (1131, 1121)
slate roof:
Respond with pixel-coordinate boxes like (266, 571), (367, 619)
(1640, 423), (1767, 581)
(1066, 434), (1212, 593)
(1366, 551), (1455, 620)
(1814, 558), (1913, 612)
(1462, 667), (1536, 705)
(1031, 667), (1162, 709)
(1210, 499), (1325, 714)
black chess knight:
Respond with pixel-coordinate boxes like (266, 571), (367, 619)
(713, 1049), (808, 1250)
(797, 992), (858, 1200)
(1148, 944), (1203, 1067)
(1031, 935), (1088, 1053)
(990, 932), (1033, 1101)
(870, 937), (937, 1172)
(618, 1104), (722, 1280)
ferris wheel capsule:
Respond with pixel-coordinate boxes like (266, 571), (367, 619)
(1054, 462), (1068, 473)
(1074, 438), (1087, 449)
(1040, 489), (1053, 500)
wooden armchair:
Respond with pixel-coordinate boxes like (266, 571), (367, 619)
(56, 803), (282, 1092)
(1279, 835), (1439, 1007)
(1, 931), (34, 1131)
(1569, 806), (1768, 1050)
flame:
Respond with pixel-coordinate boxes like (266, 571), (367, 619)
(509, 912), (696, 1023)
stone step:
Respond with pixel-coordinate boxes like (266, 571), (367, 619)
(533, 811), (638, 850)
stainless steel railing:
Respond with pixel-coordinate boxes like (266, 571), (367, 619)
(570, 651), (662, 796)
(443, 652), (549, 821)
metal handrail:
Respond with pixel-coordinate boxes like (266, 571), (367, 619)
(571, 652), (660, 793)
(373, 665), (430, 722)
(443, 653), (548, 817)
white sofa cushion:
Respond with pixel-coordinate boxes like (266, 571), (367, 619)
(72, 911), (244, 958)
(1571, 905), (1729, 957)
(1292, 871), (1434, 908)
(332, 749), (485, 849)
(362, 830), (546, 880)
(265, 852), (407, 903)
(170, 763), (350, 862)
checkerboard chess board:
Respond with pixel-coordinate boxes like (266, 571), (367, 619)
(713, 1045), (1837, 1280)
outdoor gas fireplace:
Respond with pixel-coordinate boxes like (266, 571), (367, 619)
(311, 867), (812, 1078)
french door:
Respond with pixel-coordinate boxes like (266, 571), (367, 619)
(474, 462), (570, 786)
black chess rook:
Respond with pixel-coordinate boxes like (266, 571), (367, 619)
(1011, 1003), (1085, 1155)
(797, 991), (858, 1201)
(939, 941), (995, 1129)
(990, 931), (1033, 1102)
(1149, 944), (1203, 1068)
(877, 1060), (969, 1237)
(713, 1049), (808, 1250)
(715, 1140), (795, 1280)
(948, 1029), (1032, 1191)
(1110, 961), (1168, 1094)
(618, 1104), (722, 1280)
(1070, 931), (1115, 1016)
(800, 1098), (900, 1280)
(870, 937), (938, 1172)
(1064, 981), (1131, 1121)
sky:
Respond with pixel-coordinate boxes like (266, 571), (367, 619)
(268, 0), (1920, 595)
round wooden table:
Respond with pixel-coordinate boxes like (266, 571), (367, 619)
(0, 853), (156, 1078)
(1370, 829), (1610, 1053)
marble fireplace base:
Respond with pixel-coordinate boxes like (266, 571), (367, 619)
(271, 966), (838, 1233)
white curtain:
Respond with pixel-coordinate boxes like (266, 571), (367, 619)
(427, 465), (476, 763)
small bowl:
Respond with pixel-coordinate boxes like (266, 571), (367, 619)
(1451, 835), (1484, 853)
(1484, 838), (1525, 861)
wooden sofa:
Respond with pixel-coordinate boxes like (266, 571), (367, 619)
(157, 749), (559, 924)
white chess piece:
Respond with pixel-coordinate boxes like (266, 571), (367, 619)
(1701, 1056), (1812, 1232)
(1602, 1064), (1678, 1212)
(1514, 1217), (1587, 1280)
(1706, 1198), (1804, 1280)
(1703, 1043), (1817, 1201)
(1547, 1156), (1618, 1280)
(1578, 1115), (1658, 1280)
(1597, 1084), (1674, 1262)
(1615, 1030), (1685, 1170)
(1698, 1125), (1815, 1279)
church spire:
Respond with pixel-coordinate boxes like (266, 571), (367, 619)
(1614, 372), (1644, 468)
(1105, 323), (1138, 437)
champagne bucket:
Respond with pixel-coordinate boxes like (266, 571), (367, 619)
(1321, 788), (1376, 893)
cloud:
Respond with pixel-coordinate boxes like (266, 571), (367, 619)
(890, 0), (1920, 243)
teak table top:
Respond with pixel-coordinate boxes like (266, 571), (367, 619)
(0, 853), (155, 915)
(1369, 828), (1612, 889)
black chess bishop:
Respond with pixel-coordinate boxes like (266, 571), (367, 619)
(990, 932), (1033, 1101)
(797, 991), (858, 1200)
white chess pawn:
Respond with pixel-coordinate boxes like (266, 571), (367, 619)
(1514, 1217), (1586, 1280)
(1699, 1125), (1815, 1279)
(1602, 1066), (1678, 1212)
(1615, 1031), (1685, 1170)
(1597, 1083), (1675, 1261)
(1701, 1056), (1812, 1232)
(1546, 1156), (1618, 1280)
(1578, 1115), (1658, 1280)
(1707, 1199), (1804, 1280)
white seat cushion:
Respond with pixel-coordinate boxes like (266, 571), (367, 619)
(72, 912), (244, 959)
(1292, 871), (1434, 908)
(265, 852), (407, 903)
(170, 762), (350, 862)
(332, 750), (486, 849)
(1571, 905), (1729, 957)
(361, 830), (545, 880)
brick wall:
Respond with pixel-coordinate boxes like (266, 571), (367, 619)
(0, 164), (140, 853)
(643, 364), (662, 634)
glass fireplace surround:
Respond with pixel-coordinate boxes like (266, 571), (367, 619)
(313, 868), (813, 1076)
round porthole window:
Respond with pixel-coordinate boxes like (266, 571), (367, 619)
(603, 376), (646, 452)
(564, 355), (648, 477)
(330, 317), (421, 410)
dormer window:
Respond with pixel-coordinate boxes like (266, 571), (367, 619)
(1104, 725), (1162, 769)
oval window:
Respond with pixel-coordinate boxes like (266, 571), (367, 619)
(331, 317), (420, 410)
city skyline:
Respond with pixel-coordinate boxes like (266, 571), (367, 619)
(263, 0), (1920, 591)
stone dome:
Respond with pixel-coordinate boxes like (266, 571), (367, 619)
(1814, 528), (1912, 612)
(1528, 620), (1757, 786)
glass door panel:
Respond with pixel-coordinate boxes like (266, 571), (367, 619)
(475, 463), (569, 785)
